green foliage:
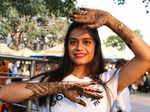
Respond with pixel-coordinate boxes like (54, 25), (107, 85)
(104, 30), (143, 51)
(113, 0), (125, 5)
(45, 0), (77, 17)
(0, 0), (73, 50)
(104, 35), (126, 51)
(0, 0), (77, 17)
(0, 0), (148, 50)
(113, 0), (150, 13)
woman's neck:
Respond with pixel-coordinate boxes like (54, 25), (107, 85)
(71, 65), (89, 79)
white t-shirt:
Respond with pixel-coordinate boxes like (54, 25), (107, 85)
(31, 69), (119, 112)
(111, 87), (131, 112)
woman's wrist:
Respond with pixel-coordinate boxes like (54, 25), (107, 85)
(51, 81), (64, 94)
(105, 15), (134, 40)
(106, 15), (119, 30)
(25, 82), (62, 99)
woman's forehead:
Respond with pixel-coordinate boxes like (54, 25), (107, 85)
(69, 28), (93, 39)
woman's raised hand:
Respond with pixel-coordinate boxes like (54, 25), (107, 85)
(70, 8), (112, 29)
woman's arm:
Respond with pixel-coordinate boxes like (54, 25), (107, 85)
(0, 82), (33, 103)
(0, 81), (102, 106)
(70, 8), (150, 91)
(106, 15), (150, 91)
(0, 82), (63, 103)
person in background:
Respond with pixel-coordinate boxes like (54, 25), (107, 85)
(0, 61), (9, 86)
(0, 61), (10, 112)
(9, 62), (21, 82)
(9, 62), (18, 77)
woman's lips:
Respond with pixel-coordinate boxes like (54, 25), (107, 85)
(74, 53), (87, 58)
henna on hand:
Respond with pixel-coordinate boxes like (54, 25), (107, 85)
(25, 82), (62, 99)
(70, 8), (111, 28)
(70, 8), (137, 50)
(62, 82), (103, 106)
(25, 82), (50, 99)
(25, 81), (103, 106)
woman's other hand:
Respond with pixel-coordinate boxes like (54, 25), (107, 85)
(25, 81), (103, 106)
(58, 81), (103, 106)
(70, 8), (112, 29)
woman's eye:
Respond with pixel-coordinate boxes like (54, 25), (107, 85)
(84, 40), (91, 45)
(70, 40), (77, 45)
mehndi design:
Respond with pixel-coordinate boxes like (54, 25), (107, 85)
(25, 81), (103, 106)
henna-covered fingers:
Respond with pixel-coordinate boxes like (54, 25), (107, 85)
(74, 81), (97, 87)
(68, 95), (86, 106)
(82, 91), (103, 100)
(67, 86), (103, 106)
(70, 9), (93, 24)
(80, 8), (90, 11)
(70, 8), (111, 29)
(70, 15), (90, 24)
(83, 87), (103, 93)
(60, 81), (103, 106)
(78, 87), (103, 100)
(69, 84), (103, 99)
(64, 87), (103, 106)
(73, 11), (88, 15)
(81, 88), (103, 105)
(63, 89), (87, 106)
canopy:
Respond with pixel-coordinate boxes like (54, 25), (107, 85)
(101, 45), (134, 60)
(0, 46), (38, 57)
(0, 44), (134, 60)
(39, 44), (64, 55)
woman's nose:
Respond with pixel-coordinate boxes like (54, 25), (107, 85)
(76, 41), (83, 50)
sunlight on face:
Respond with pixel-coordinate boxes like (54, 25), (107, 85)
(68, 28), (95, 66)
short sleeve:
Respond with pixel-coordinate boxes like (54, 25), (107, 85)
(101, 69), (120, 102)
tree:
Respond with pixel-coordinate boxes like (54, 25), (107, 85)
(0, 0), (149, 50)
(0, 0), (74, 50)
(113, 0), (150, 13)
(103, 30), (143, 51)
(0, 0), (77, 17)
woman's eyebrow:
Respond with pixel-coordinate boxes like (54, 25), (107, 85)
(84, 38), (93, 40)
(69, 37), (76, 40)
(70, 37), (93, 39)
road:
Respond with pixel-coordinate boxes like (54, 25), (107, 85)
(130, 94), (150, 112)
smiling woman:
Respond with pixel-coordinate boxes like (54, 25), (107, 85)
(68, 28), (95, 66)
(0, 8), (150, 112)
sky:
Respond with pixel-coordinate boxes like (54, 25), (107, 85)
(77, 0), (150, 45)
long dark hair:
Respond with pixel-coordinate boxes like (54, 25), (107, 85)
(34, 22), (106, 106)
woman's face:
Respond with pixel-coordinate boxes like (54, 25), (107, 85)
(68, 28), (95, 65)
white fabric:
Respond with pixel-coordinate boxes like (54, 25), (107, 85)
(112, 87), (131, 112)
(32, 69), (119, 112)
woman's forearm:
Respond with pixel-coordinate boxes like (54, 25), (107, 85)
(25, 82), (63, 99)
(0, 82), (33, 103)
(0, 81), (101, 106)
(0, 82), (61, 103)
(107, 16), (150, 60)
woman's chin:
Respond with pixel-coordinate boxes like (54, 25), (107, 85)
(74, 61), (89, 66)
